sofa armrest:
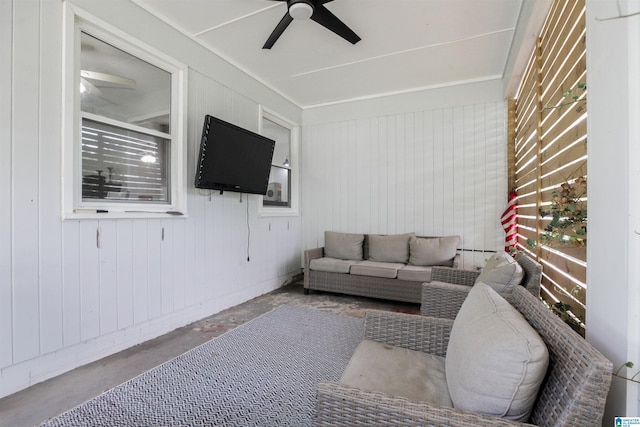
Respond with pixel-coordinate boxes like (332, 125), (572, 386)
(316, 382), (532, 427)
(363, 310), (453, 357)
(303, 247), (324, 288)
(304, 247), (324, 265)
(431, 266), (480, 285)
(420, 281), (475, 319)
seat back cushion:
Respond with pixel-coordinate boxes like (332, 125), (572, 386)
(409, 235), (460, 266)
(368, 233), (415, 263)
(446, 283), (549, 422)
(475, 251), (524, 293)
(324, 231), (365, 261)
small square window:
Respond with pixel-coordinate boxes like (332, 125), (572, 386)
(262, 118), (291, 207)
(259, 109), (299, 217)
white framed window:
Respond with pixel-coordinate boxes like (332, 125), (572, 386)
(62, 5), (187, 219)
(259, 107), (299, 217)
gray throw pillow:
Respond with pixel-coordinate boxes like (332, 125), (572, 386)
(324, 231), (364, 261)
(409, 236), (460, 266)
(445, 283), (549, 422)
(368, 233), (415, 263)
(475, 251), (524, 293)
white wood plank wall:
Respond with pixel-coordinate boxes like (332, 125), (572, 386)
(0, 1), (301, 398)
(301, 102), (508, 269)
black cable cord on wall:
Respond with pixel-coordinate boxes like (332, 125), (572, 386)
(246, 194), (251, 262)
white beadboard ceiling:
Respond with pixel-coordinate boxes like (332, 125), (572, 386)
(133, 0), (545, 108)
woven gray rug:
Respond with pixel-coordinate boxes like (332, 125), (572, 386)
(40, 305), (364, 427)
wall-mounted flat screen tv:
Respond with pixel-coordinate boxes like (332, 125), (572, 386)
(195, 115), (275, 195)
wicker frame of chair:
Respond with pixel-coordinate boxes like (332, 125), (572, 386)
(315, 285), (613, 426)
(420, 253), (542, 319)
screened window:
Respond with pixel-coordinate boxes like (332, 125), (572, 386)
(63, 10), (186, 218)
(80, 32), (171, 204)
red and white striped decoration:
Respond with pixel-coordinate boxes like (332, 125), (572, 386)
(501, 190), (518, 252)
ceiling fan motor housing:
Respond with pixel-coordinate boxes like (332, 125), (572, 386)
(287, 0), (314, 19)
(263, 0), (359, 49)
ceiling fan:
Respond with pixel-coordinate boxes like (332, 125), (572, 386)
(80, 70), (136, 96)
(263, 0), (361, 49)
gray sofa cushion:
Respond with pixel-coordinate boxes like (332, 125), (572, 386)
(397, 265), (433, 282)
(409, 235), (460, 266)
(368, 233), (415, 263)
(340, 339), (452, 406)
(446, 283), (549, 422)
(309, 257), (361, 274)
(324, 231), (364, 261)
(350, 261), (405, 279)
(475, 251), (524, 293)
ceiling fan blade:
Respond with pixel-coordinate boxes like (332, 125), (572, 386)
(80, 77), (103, 96)
(263, 12), (294, 49)
(81, 70), (136, 87)
(311, 3), (360, 45)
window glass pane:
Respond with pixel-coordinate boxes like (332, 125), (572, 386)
(80, 32), (171, 132)
(82, 118), (170, 203)
(262, 118), (290, 167)
(264, 166), (290, 207)
(262, 117), (291, 208)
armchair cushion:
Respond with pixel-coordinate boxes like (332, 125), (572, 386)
(475, 251), (524, 293)
(409, 235), (460, 266)
(368, 233), (415, 263)
(340, 339), (452, 406)
(324, 231), (364, 261)
(446, 283), (548, 422)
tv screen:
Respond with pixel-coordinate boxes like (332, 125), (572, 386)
(195, 115), (275, 195)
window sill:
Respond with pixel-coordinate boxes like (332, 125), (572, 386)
(63, 209), (187, 220)
(258, 207), (299, 218)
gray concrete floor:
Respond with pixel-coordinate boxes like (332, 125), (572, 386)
(0, 281), (419, 427)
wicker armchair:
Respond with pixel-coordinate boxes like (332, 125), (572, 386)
(316, 285), (612, 426)
(420, 252), (542, 319)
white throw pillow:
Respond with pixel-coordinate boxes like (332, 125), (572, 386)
(446, 283), (549, 422)
(475, 251), (524, 293)
(324, 231), (364, 261)
(409, 236), (460, 266)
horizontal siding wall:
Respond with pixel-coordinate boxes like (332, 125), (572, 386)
(0, 0), (301, 398)
(302, 101), (508, 269)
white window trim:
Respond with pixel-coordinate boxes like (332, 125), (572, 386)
(258, 106), (300, 217)
(61, 3), (188, 220)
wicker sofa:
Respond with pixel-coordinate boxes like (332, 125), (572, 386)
(421, 252), (542, 319)
(304, 232), (461, 303)
(316, 284), (613, 426)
